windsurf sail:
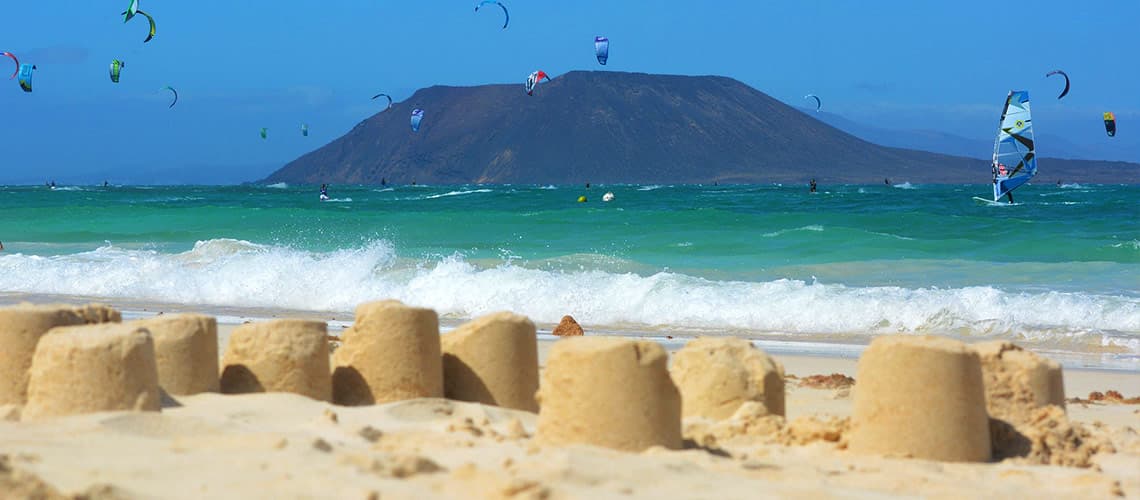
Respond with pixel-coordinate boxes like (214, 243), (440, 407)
(991, 90), (1037, 202)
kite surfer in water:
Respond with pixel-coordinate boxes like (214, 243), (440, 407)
(320, 184), (329, 201)
(809, 179), (817, 193)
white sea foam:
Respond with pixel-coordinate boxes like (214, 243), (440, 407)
(762, 225), (824, 237)
(266, 182), (289, 189)
(637, 185), (664, 191)
(891, 182), (916, 189)
(423, 189), (493, 199)
(0, 239), (1136, 354)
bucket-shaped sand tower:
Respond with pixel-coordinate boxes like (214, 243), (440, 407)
(332, 300), (443, 406)
(973, 341), (1065, 422)
(132, 314), (219, 396)
(441, 311), (539, 412)
(220, 319), (331, 401)
(671, 337), (785, 419)
(22, 323), (161, 420)
(536, 337), (681, 452)
(849, 335), (991, 462)
(0, 304), (86, 405)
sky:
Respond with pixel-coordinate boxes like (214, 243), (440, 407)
(1, 0), (1137, 184)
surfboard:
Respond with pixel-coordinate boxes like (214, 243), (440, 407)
(972, 196), (1017, 206)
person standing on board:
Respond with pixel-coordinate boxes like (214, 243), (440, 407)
(809, 179), (817, 193)
(993, 163), (1014, 203)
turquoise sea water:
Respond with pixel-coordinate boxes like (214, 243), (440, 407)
(1, 182), (1137, 366)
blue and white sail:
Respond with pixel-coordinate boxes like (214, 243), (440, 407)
(991, 90), (1037, 201)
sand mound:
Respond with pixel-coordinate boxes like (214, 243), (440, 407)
(682, 401), (784, 450)
(0, 304), (87, 405)
(780, 415), (849, 446)
(671, 338), (785, 419)
(71, 304), (122, 324)
(0, 454), (69, 500)
(22, 323), (161, 421)
(131, 314), (219, 396)
(332, 300), (442, 406)
(991, 405), (1116, 468)
(797, 373), (855, 389)
(220, 319), (331, 401)
(441, 311), (539, 412)
(551, 315), (584, 336)
(849, 335), (991, 462)
(536, 337), (681, 452)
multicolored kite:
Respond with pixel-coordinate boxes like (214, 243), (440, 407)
(525, 70), (549, 96)
(411, 108), (424, 132)
(594, 36), (609, 65)
(109, 59), (125, 83)
(17, 64), (35, 93)
(1104, 112), (1116, 137)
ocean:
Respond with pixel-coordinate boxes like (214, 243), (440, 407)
(1, 182), (1137, 368)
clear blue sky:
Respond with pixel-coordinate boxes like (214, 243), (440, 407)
(2, 0), (1136, 184)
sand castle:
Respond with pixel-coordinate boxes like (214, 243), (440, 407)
(220, 319), (331, 401)
(671, 337), (785, 419)
(441, 311), (539, 412)
(849, 335), (992, 462)
(22, 323), (161, 420)
(332, 300), (443, 405)
(0, 304), (87, 405)
(536, 337), (682, 451)
(131, 314), (219, 396)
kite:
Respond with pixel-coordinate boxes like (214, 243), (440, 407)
(109, 59), (125, 83)
(804, 94), (821, 112)
(411, 108), (424, 132)
(371, 93), (393, 110)
(17, 64), (35, 93)
(122, 0), (139, 22)
(301, 123), (309, 137)
(260, 128), (268, 139)
(1104, 112), (1116, 137)
(594, 36), (609, 65)
(1046, 70), (1069, 100)
(525, 70), (550, 96)
(475, 1), (509, 30)
(2, 52), (18, 79)
(127, 10), (157, 43)
(161, 86), (178, 108)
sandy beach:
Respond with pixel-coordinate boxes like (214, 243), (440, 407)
(1, 303), (1138, 499)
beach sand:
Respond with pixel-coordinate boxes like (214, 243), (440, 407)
(1, 315), (1138, 499)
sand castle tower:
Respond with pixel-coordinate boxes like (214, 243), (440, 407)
(672, 337), (785, 419)
(332, 300), (443, 405)
(973, 341), (1065, 421)
(536, 337), (681, 451)
(220, 319), (331, 401)
(131, 314), (219, 396)
(22, 323), (162, 420)
(442, 311), (539, 412)
(0, 304), (86, 405)
(849, 335), (991, 462)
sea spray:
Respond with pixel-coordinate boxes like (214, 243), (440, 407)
(0, 239), (1136, 354)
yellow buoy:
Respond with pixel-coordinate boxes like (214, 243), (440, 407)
(577, 196), (587, 203)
